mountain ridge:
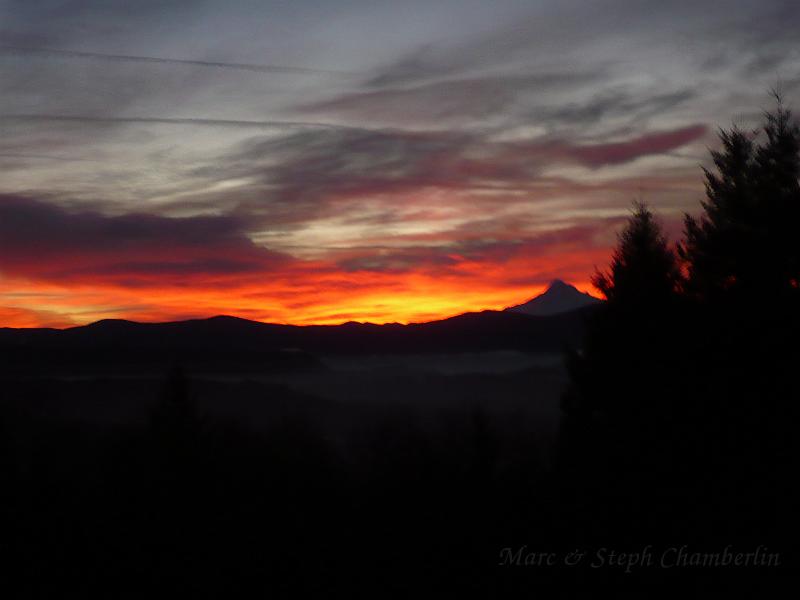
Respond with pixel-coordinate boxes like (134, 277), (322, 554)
(0, 306), (596, 358)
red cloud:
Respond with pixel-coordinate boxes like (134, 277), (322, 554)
(0, 194), (624, 327)
(568, 124), (707, 167)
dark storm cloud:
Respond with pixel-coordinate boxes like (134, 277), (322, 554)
(0, 194), (289, 283)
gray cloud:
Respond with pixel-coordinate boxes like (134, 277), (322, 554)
(0, 0), (795, 296)
(298, 71), (606, 127)
(533, 89), (698, 129)
(0, 114), (345, 130)
(333, 216), (625, 275)
(0, 45), (350, 75)
(193, 126), (537, 227)
(0, 194), (291, 284)
(201, 120), (706, 208)
(0, 152), (96, 162)
(0, 0), (206, 47)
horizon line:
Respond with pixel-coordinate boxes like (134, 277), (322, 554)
(2, 289), (603, 331)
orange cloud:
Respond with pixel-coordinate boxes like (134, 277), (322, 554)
(0, 194), (627, 328)
(0, 305), (76, 328)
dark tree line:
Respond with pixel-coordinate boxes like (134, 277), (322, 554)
(558, 96), (799, 554)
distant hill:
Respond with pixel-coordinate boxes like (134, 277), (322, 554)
(0, 307), (597, 375)
(505, 280), (601, 316)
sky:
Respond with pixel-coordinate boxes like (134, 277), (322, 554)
(1, 0), (799, 327)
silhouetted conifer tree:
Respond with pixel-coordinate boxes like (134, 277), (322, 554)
(680, 94), (800, 299)
(558, 202), (689, 541)
(594, 201), (682, 307)
(677, 97), (800, 543)
(560, 95), (799, 548)
(563, 201), (681, 418)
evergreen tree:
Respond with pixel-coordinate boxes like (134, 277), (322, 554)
(557, 202), (690, 541)
(560, 96), (800, 547)
(680, 95), (800, 298)
(678, 95), (799, 468)
(593, 201), (681, 307)
(559, 202), (681, 462)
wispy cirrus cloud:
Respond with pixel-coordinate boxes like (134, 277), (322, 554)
(0, 114), (344, 130)
(192, 121), (708, 224)
(1, 0), (797, 326)
(297, 71), (606, 127)
(0, 45), (350, 75)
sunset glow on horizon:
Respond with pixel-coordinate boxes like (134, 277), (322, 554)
(2, 1), (797, 328)
(0, 228), (605, 328)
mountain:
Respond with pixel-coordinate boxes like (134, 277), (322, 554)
(505, 279), (602, 316)
(0, 308), (596, 376)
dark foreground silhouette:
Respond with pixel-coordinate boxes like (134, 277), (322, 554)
(1, 100), (797, 596)
(0, 301), (592, 377)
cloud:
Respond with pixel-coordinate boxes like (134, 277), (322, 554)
(332, 216), (625, 274)
(0, 114), (343, 130)
(0, 194), (290, 285)
(0, 193), (624, 326)
(0, 305), (76, 328)
(298, 72), (604, 126)
(198, 121), (706, 233)
(194, 127), (503, 226)
(565, 124), (708, 167)
(1, 0), (785, 326)
(0, 152), (96, 162)
(0, 45), (349, 75)
(0, 0), (206, 48)
(532, 89), (698, 129)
